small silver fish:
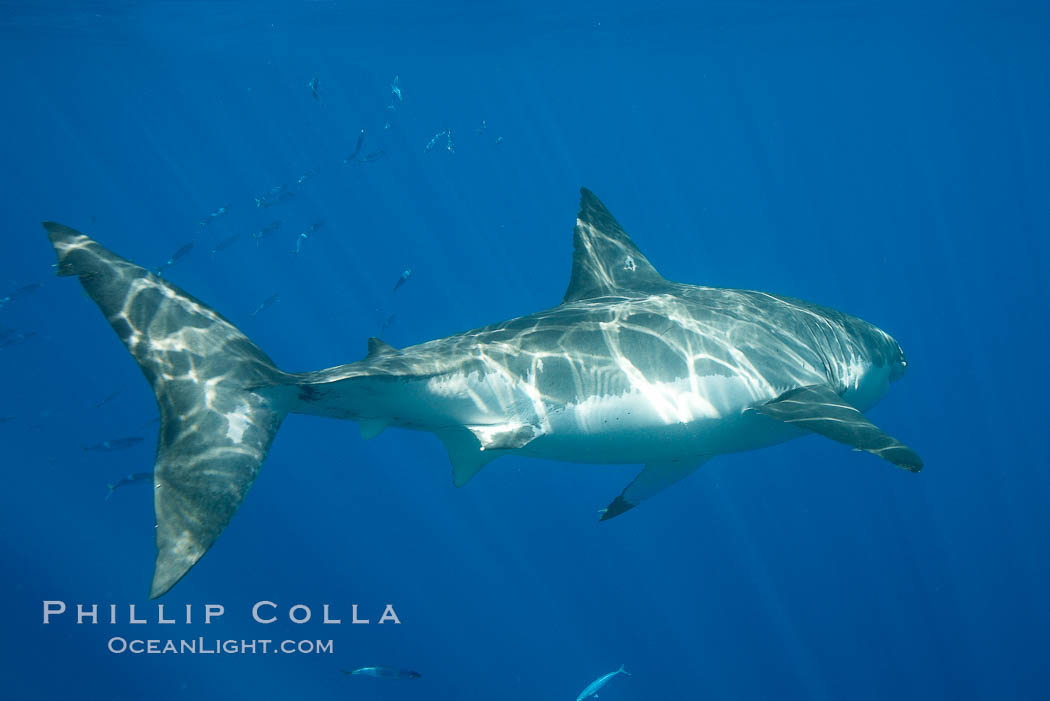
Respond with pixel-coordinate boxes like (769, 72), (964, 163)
(342, 666), (420, 680)
(291, 220), (325, 255)
(198, 206), (229, 227)
(255, 186), (295, 208)
(576, 665), (630, 701)
(344, 129), (365, 164)
(211, 233), (241, 254)
(251, 220), (283, 245)
(378, 313), (395, 336)
(156, 242), (194, 274)
(0, 282), (41, 308)
(251, 293), (280, 317)
(106, 472), (153, 500)
(83, 436), (144, 453)
(93, 390), (121, 409)
(424, 130), (446, 153)
(424, 130), (453, 155)
(393, 269), (412, 292)
(0, 327), (36, 349)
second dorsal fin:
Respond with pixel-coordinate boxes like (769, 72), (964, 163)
(563, 188), (669, 302)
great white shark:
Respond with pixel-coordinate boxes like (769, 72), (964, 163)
(45, 188), (921, 598)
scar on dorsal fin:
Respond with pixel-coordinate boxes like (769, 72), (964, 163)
(600, 458), (708, 521)
(752, 384), (923, 472)
(563, 188), (670, 303)
(366, 337), (399, 358)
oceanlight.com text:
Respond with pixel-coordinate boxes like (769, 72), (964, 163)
(107, 637), (334, 655)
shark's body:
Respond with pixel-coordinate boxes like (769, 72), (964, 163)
(45, 188), (921, 598)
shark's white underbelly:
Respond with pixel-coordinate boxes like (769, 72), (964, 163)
(419, 371), (808, 464)
(315, 361), (890, 466)
(525, 375), (805, 463)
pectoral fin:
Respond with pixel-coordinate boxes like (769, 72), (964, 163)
(358, 418), (389, 440)
(436, 429), (500, 487)
(600, 458), (708, 521)
(753, 384), (922, 472)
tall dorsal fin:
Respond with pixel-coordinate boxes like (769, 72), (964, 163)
(366, 337), (399, 358)
(563, 188), (668, 303)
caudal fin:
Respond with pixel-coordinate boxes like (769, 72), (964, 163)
(45, 222), (292, 598)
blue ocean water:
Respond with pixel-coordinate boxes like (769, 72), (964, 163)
(2, 1), (1048, 698)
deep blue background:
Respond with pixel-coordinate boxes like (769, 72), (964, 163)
(2, 1), (1048, 699)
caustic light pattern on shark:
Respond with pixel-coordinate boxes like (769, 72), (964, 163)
(45, 188), (921, 597)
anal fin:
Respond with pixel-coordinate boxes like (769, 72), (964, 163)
(752, 384), (923, 471)
(600, 458), (708, 521)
